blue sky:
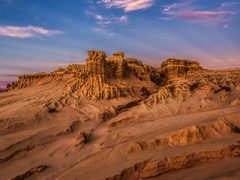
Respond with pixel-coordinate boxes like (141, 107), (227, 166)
(0, 0), (240, 83)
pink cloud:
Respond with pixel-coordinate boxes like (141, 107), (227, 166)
(172, 10), (233, 20)
(100, 0), (154, 12)
(0, 25), (63, 38)
(161, 1), (237, 27)
(164, 10), (234, 26)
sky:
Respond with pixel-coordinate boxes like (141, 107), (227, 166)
(0, 0), (240, 85)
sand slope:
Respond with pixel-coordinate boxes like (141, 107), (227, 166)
(0, 82), (240, 180)
(1, 52), (240, 179)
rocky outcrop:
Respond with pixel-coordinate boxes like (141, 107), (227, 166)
(72, 51), (133, 100)
(107, 143), (240, 180)
(106, 51), (128, 79)
(87, 50), (107, 81)
(143, 79), (197, 105)
(10, 165), (48, 180)
(231, 96), (240, 106)
(6, 51), (240, 102)
(125, 58), (152, 81)
(160, 58), (202, 80)
(1, 50), (240, 180)
(7, 73), (53, 90)
(141, 66), (240, 114)
(75, 131), (92, 147)
(126, 119), (240, 154)
(142, 143), (240, 178)
(54, 121), (80, 137)
(7, 50), (159, 100)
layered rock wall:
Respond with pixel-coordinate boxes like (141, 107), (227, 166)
(87, 51), (107, 81)
(8, 50), (239, 102)
(106, 51), (128, 79)
(7, 73), (55, 90)
(161, 59), (202, 79)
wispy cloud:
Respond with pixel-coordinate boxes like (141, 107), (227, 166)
(86, 11), (128, 26)
(164, 10), (235, 26)
(163, 0), (193, 12)
(99, 0), (154, 12)
(219, 1), (240, 9)
(0, 25), (63, 38)
(161, 1), (237, 27)
(93, 27), (116, 37)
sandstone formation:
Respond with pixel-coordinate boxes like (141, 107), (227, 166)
(7, 51), (240, 104)
(108, 143), (240, 180)
(7, 73), (55, 90)
(8, 50), (159, 100)
(126, 119), (240, 154)
(10, 165), (48, 180)
(1, 50), (240, 180)
(160, 58), (202, 79)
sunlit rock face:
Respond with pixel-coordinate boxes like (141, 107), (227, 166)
(106, 51), (128, 79)
(87, 50), (107, 81)
(7, 73), (56, 90)
(7, 50), (158, 100)
(6, 51), (240, 102)
(160, 58), (202, 79)
(2, 50), (240, 180)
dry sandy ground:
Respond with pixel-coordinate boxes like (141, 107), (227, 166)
(0, 83), (240, 180)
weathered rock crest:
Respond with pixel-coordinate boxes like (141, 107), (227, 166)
(7, 50), (240, 102)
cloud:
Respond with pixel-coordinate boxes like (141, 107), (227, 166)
(163, 0), (193, 12)
(219, 2), (240, 9)
(99, 0), (154, 12)
(86, 11), (128, 26)
(162, 1), (237, 27)
(159, 17), (171, 21)
(93, 27), (116, 37)
(0, 25), (63, 38)
(164, 10), (234, 26)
